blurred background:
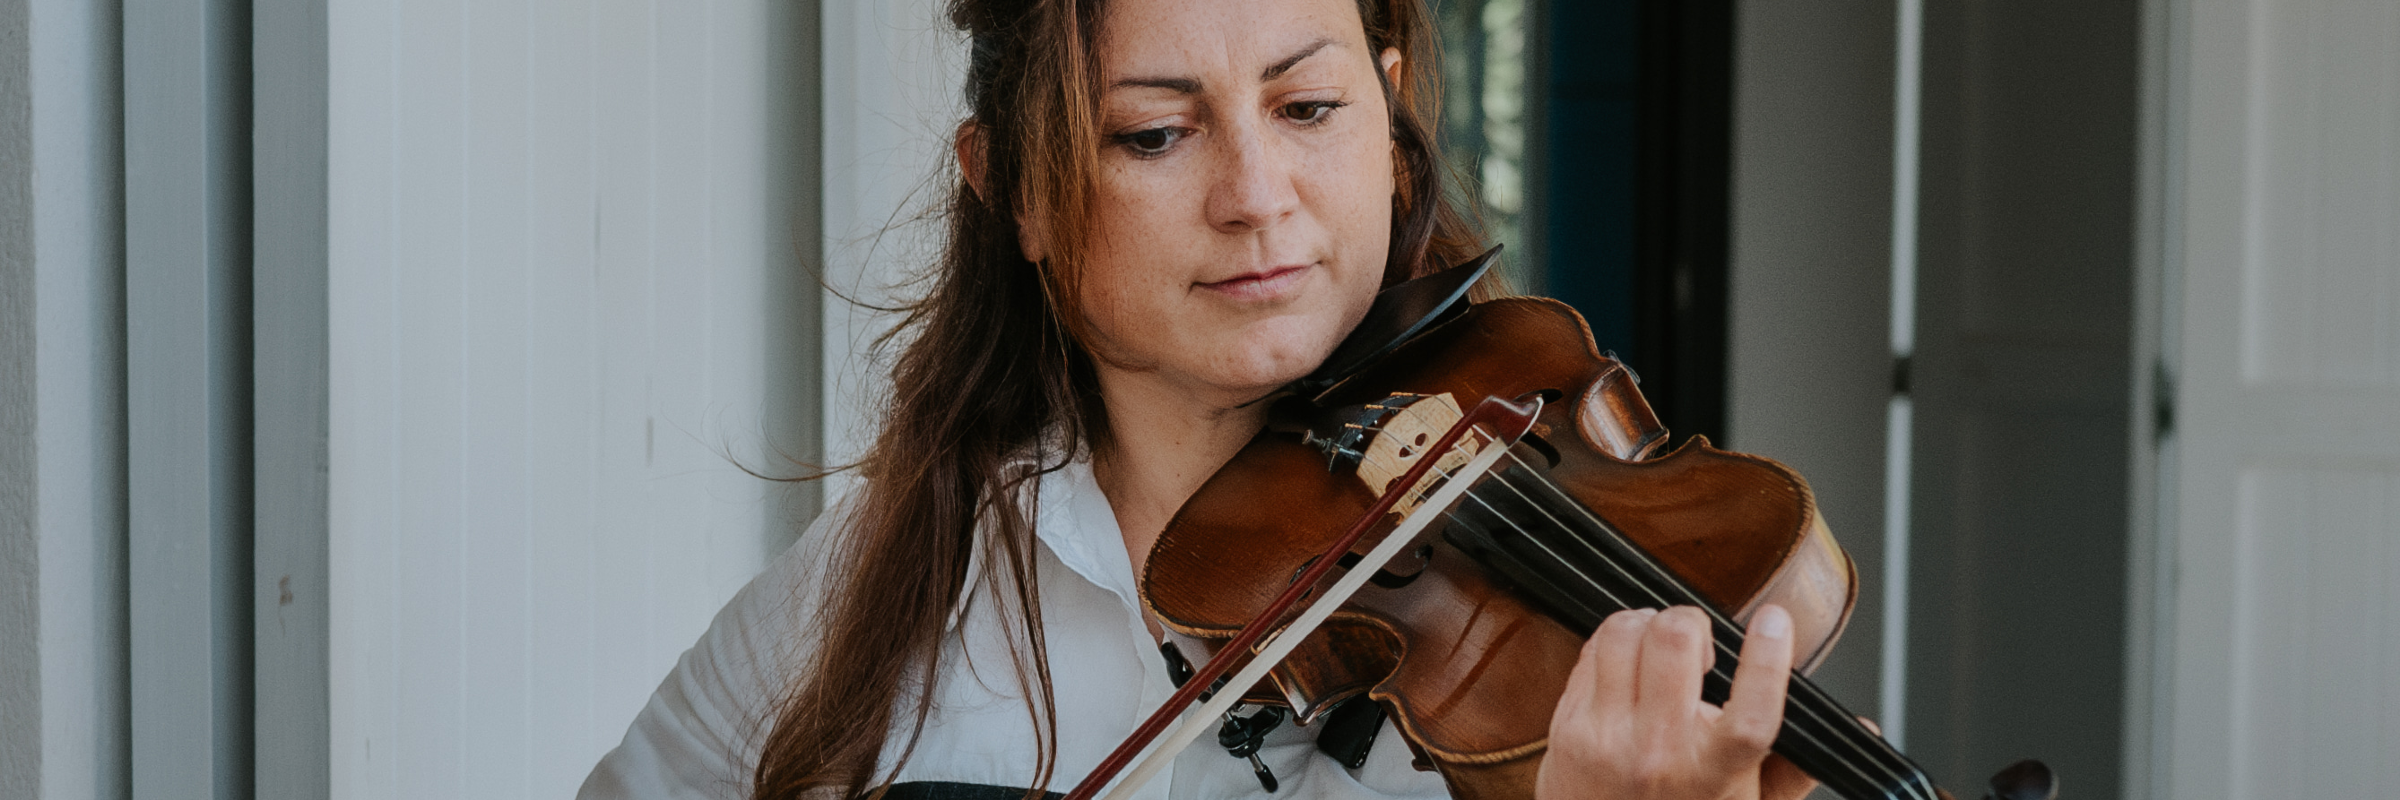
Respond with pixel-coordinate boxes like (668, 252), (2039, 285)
(3, 0), (2392, 798)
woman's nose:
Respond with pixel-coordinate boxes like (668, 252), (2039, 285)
(1206, 122), (1300, 234)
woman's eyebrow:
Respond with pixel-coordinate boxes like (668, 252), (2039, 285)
(1106, 37), (1345, 94)
(1111, 76), (1202, 94)
(1261, 38), (1340, 81)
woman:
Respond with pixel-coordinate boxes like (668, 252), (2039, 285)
(582, 0), (1813, 798)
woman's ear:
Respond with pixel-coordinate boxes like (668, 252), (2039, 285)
(1380, 47), (1402, 88)
(956, 121), (990, 201)
(958, 121), (1049, 263)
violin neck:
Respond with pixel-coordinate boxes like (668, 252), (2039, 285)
(1442, 459), (1945, 800)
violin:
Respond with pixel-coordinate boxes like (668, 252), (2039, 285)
(1064, 250), (2057, 800)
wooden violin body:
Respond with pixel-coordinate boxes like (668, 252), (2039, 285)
(1141, 296), (1859, 800)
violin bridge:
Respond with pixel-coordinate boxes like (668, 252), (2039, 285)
(1354, 392), (1474, 516)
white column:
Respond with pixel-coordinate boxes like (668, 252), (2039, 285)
(324, 0), (819, 796)
(1, 1), (132, 798)
(123, 0), (251, 795)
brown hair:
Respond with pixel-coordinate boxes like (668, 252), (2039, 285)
(749, 1), (1483, 797)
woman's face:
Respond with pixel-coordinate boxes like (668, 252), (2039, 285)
(1064, 0), (1398, 406)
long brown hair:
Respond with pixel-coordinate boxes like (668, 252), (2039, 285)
(750, 1), (1484, 797)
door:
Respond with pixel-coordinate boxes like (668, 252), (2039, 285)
(2153, 1), (2400, 797)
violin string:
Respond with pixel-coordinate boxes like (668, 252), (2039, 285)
(1465, 439), (1935, 800)
(1341, 414), (1932, 798)
(1349, 433), (1928, 800)
(1435, 459), (1915, 800)
(1438, 448), (1927, 800)
(1402, 451), (1910, 800)
(1472, 446), (1939, 800)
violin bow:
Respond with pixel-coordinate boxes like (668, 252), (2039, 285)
(1062, 394), (1543, 800)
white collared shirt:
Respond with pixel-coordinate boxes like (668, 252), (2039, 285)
(578, 457), (1454, 800)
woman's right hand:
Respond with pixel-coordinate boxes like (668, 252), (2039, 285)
(1533, 605), (1818, 800)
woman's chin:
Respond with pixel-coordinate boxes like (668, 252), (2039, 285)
(1197, 339), (1344, 399)
(1091, 311), (1365, 407)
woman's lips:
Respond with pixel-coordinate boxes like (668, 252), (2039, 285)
(1197, 264), (1311, 300)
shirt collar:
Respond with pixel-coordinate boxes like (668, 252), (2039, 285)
(1032, 457), (1143, 614)
(947, 454), (1141, 633)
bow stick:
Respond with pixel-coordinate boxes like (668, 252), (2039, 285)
(1063, 394), (1542, 800)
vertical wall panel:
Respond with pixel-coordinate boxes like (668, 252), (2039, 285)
(582, 0), (658, 770)
(327, 0), (819, 797)
(1, 0), (39, 788)
(457, 0), (534, 795)
(820, 0), (964, 496)
(1726, 0), (1895, 724)
(384, 1), (469, 796)
(648, 4), (714, 703)
(2159, 0), (2400, 797)
(1905, 1), (2139, 792)
(254, 0), (332, 792)
(4, 0), (129, 796)
(125, 0), (253, 795)
(324, 0), (398, 790)
(2228, 468), (2400, 797)
(517, 0), (600, 787)
(719, 0), (820, 575)
(2238, 0), (2400, 388)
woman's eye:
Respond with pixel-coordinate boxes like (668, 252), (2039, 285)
(1279, 101), (1346, 125)
(1114, 127), (1185, 157)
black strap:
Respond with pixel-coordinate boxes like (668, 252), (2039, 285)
(878, 782), (1062, 800)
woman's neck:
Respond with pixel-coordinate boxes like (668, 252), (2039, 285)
(1088, 369), (1275, 633)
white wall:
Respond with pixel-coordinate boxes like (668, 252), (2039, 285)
(0, 0), (130, 797)
(818, 0), (965, 494)
(324, 1), (818, 796)
(2152, 0), (2400, 796)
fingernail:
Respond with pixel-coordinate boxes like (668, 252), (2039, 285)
(1756, 605), (1791, 639)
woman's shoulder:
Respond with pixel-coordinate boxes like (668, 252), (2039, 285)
(576, 496), (861, 800)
